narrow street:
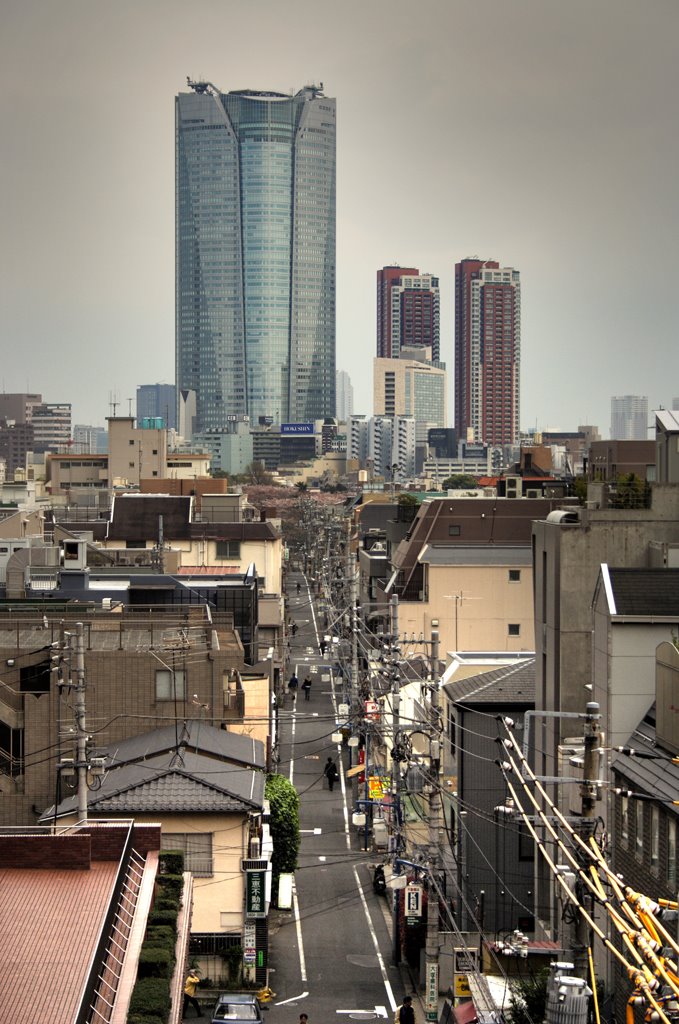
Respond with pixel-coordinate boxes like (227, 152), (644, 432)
(268, 571), (406, 1024)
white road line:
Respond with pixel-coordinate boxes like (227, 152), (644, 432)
(352, 865), (397, 1012)
(292, 879), (308, 983)
(330, 672), (352, 848)
(276, 991), (309, 1007)
(288, 704), (297, 786)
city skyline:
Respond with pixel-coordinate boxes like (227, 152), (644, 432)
(1, 1), (678, 435)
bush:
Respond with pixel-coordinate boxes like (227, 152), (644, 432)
(156, 873), (184, 902)
(159, 850), (184, 875)
(145, 925), (176, 948)
(148, 906), (178, 928)
(137, 945), (174, 979)
(265, 774), (300, 900)
(128, 976), (171, 1018)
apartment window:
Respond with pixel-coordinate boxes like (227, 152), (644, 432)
(508, 623), (521, 637)
(620, 793), (629, 848)
(216, 540), (241, 559)
(651, 806), (660, 872)
(668, 817), (677, 886)
(155, 668), (186, 701)
(508, 569), (521, 583)
(448, 525), (461, 537)
(161, 832), (213, 876)
(635, 800), (644, 860)
(129, 440), (134, 446)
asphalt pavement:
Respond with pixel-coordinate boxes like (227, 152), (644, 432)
(268, 572), (411, 1024)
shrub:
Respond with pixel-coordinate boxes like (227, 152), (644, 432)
(265, 774), (300, 901)
(128, 976), (171, 1019)
(159, 850), (184, 875)
(137, 945), (174, 979)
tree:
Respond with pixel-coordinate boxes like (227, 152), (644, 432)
(265, 774), (300, 901)
(506, 967), (549, 1024)
(244, 460), (273, 485)
(441, 474), (479, 490)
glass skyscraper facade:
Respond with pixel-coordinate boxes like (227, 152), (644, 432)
(176, 82), (336, 433)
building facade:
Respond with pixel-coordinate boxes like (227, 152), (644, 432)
(176, 81), (336, 433)
(376, 266), (439, 360)
(373, 356), (447, 443)
(137, 383), (177, 430)
(336, 370), (354, 422)
(454, 258), (521, 446)
(610, 395), (648, 440)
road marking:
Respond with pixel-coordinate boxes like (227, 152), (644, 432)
(336, 1009), (387, 1019)
(289, 704), (297, 786)
(352, 865), (397, 1012)
(292, 879), (307, 982)
(276, 991), (309, 1007)
(299, 827), (322, 834)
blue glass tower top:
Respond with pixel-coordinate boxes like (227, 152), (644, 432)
(175, 81), (336, 434)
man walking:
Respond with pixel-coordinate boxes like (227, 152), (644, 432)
(183, 966), (202, 1018)
(302, 675), (312, 701)
(288, 672), (299, 701)
(394, 996), (415, 1024)
(324, 756), (339, 792)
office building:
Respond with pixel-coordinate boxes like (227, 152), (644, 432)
(73, 424), (108, 454)
(137, 384), (177, 431)
(176, 81), (336, 433)
(373, 355), (447, 443)
(336, 370), (354, 422)
(0, 393), (43, 425)
(31, 403), (71, 453)
(610, 395), (648, 440)
(376, 266), (439, 360)
(454, 258), (521, 446)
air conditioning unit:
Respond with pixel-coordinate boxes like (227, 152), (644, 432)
(526, 488), (541, 499)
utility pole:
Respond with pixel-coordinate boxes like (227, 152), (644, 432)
(573, 701), (600, 979)
(389, 594), (401, 966)
(348, 517), (358, 706)
(425, 629), (441, 1023)
(74, 622), (89, 821)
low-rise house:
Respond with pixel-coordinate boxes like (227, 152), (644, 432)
(42, 723), (271, 985)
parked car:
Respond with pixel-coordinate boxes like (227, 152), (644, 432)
(210, 993), (266, 1024)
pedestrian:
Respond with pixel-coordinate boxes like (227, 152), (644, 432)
(299, 1015), (308, 1024)
(302, 675), (312, 701)
(394, 996), (415, 1024)
(183, 966), (202, 1018)
(324, 756), (338, 792)
(291, 622), (298, 637)
(319, 638), (327, 657)
(296, 581), (301, 595)
(288, 673), (299, 701)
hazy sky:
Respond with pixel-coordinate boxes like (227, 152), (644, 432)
(2, 0), (677, 436)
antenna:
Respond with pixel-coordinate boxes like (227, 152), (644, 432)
(109, 390), (119, 417)
(127, 397), (133, 417)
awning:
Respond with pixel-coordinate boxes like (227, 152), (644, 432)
(453, 1001), (477, 1024)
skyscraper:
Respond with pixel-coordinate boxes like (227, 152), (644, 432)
(610, 395), (648, 440)
(176, 81), (336, 433)
(376, 266), (440, 360)
(454, 258), (521, 446)
(137, 384), (177, 431)
(336, 370), (354, 422)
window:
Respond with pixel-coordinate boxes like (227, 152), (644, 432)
(518, 823), (534, 861)
(651, 806), (659, 872)
(155, 668), (186, 701)
(129, 439), (134, 446)
(161, 832), (212, 876)
(216, 540), (241, 559)
(508, 623), (521, 637)
(669, 817), (677, 886)
(635, 800), (644, 860)
(620, 793), (629, 848)
(508, 569), (521, 583)
(448, 525), (461, 537)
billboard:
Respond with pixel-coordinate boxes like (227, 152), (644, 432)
(281, 422), (314, 435)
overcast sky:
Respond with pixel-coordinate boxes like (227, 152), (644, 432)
(1, 0), (677, 437)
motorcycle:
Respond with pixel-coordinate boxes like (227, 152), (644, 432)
(373, 864), (387, 896)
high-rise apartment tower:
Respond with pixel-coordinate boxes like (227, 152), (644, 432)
(377, 266), (440, 360)
(176, 81), (336, 432)
(610, 395), (648, 440)
(454, 258), (521, 446)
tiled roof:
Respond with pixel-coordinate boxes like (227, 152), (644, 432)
(610, 705), (679, 807)
(104, 721), (266, 770)
(176, 565), (244, 575)
(444, 658), (535, 706)
(0, 860), (119, 1023)
(45, 749), (265, 819)
(607, 567), (679, 616)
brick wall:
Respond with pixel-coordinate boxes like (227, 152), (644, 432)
(0, 833), (91, 869)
